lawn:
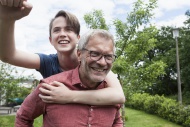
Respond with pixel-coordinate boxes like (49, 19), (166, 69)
(0, 108), (183, 127)
(125, 107), (182, 127)
(0, 115), (43, 127)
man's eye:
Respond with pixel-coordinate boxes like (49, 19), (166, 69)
(105, 55), (113, 60)
(90, 51), (100, 57)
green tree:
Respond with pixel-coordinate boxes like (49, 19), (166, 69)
(0, 62), (33, 105)
(152, 12), (190, 98)
(144, 26), (178, 95)
(84, 10), (109, 30)
(180, 11), (190, 94)
(112, 0), (168, 94)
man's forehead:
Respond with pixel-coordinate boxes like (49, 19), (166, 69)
(87, 36), (113, 46)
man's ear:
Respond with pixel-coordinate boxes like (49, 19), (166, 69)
(77, 50), (82, 62)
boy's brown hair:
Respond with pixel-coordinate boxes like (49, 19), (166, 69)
(49, 10), (80, 37)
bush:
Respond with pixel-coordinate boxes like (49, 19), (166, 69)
(144, 95), (164, 114)
(127, 93), (149, 110)
(126, 93), (190, 126)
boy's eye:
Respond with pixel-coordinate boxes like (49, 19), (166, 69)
(65, 27), (74, 31)
(53, 28), (60, 32)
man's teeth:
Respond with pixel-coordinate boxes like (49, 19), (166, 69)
(93, 68), (104, 72)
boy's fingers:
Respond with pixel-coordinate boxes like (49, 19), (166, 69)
(39, 87), (51, 95)
(13, 0), (21, 7)
(7, 0), (13, 7)
(0, 0), (7, 5)
(41, 83), (52, 90)
(18, 0), (23, 7)
(3, 0), (21, 7)
(21, 1), (32, 16)
(50, 81), (63, 87)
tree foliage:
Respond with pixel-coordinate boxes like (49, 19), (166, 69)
(152, 12), (190, 97)
(0, 62), (33, 105)
(146, 26), (178, 95)
(84, 10), (109, 30)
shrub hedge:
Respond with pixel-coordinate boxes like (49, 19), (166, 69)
(126, 93), (190, 127)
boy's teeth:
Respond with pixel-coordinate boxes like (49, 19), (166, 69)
(59, 40), (68, 44)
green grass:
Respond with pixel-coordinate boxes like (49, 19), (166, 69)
(0, 108), (183, 127)
(125, 108), (182, 127)
(0, 115), (42, 127)
(33, 115), (43, 127)
(0, 115), (15, 127)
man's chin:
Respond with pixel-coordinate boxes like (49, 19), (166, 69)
(92, 76), (105, 83)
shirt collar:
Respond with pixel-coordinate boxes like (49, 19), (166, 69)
(71, 66), (81, 86)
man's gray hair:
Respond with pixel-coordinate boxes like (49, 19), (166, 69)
(78, 29), (115, 52)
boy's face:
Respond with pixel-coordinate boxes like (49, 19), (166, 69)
(49, 16), (80, 54)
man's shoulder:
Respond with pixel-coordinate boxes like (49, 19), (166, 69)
(41, 69), (74, 83)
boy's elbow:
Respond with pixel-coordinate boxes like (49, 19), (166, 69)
(0, 56), (9, 63)
(0, 55), (14, 64)
(119, 95), (126, 104)
(114, 92), (125, 104)
(0, 57), (12, 64)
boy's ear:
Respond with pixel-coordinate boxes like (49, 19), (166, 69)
(49, 37), (53, 45)
(78, 35), (80, 39)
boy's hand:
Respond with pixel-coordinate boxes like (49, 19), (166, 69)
(0, 0), (33, 21)
(39, 81), (73, 104)
(0, 0), (24, 7)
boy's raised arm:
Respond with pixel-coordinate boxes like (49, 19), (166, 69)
(0, 1), (40, 69)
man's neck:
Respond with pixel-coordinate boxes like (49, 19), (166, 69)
(80, 76), (102, 89)
(82, 81), (101, 90)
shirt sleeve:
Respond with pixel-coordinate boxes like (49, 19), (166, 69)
(15, 84), (45, 127)
(37, 53), (61, 78)
(112, 107), (123, 127)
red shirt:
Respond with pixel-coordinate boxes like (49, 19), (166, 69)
(15, 67), (123, 127)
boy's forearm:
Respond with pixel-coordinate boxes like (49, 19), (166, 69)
(71, 87), (125, 105)
(0, 20), (15, 61)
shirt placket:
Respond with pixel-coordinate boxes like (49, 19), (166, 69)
(87, 106), (93, 127)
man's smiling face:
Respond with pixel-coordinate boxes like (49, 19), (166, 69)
(78, 34), (114, 88)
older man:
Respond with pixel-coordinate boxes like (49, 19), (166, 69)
(15, 29), (123, 127)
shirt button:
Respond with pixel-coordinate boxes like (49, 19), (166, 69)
(90, 108), (93, 111)
(88, 124), (91, 127)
